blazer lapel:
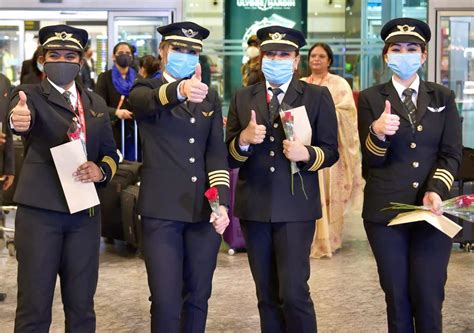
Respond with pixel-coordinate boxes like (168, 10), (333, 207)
(42, 80), (75, 114)
(251, 82), (270, 127)
(281, 76), (303, 112)
(416, 80), (432, 123)
(381, 81), (410, 122)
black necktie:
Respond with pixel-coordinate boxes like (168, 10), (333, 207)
(402, 88), (417, 132)
(63, 91), (75, 111)
(269, 87), (283, 122)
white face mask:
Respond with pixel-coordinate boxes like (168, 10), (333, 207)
(246, 46), (260, 59)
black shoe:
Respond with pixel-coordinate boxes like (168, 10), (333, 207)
(0, 293), (6, 302)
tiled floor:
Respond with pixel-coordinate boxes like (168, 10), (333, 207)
(1, 197), (473, 332)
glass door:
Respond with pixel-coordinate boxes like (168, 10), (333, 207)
(0, 20), (24, 85)
(107, 11), (173, 70)
(436, 11), (474, 148)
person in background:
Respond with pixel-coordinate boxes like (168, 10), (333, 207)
(9, 24), (118, 332)
(302, 42), (362, 258)
(79, 45), (95, 90)
(138, 54), (161, 79)
(20, 46), (45, 84)
(358, 18), (462, 332)
(0, 73), (15, 304)
(129, 21), (230, 333)
(95, 41), (137, 160)
(241, 35), (264, 87)
(226, 26), (339, 332)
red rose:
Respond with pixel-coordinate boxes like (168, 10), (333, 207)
(204, 187), (219, 202)
(282, 111), (293, 123)
(461, 195), (473, 207)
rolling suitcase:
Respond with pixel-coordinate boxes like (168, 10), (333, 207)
(450, 181), (474, 251)
(98, 162), (141, 242)
(121, 184), (142, 249)
(223, 168), (246, 255)
(3, 140), (24, 206)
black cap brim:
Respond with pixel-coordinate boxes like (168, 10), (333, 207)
(384, 34), (426, 45)
(167, 39), (202, 52)
(43, 42), (83, 52)
(260, 42), (297, 52)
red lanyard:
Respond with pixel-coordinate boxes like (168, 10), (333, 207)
(75, 90), (87, 143)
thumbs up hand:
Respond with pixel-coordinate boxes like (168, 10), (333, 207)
(239, 110), (267, 146)
(181, 63), (208, 103)
(11, 91), (32, 132)
(372, 100), (400, 138)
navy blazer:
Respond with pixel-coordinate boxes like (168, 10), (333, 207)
(9, 79), (119, 213)
(358, 79), (462, 223)
(226, 76), (339, 222)
(129, 76), (230, 222)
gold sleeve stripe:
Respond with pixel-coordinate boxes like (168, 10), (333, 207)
(209, 176), (229, 183)
(309, 146), (325, 171)
(102, 156), (117, 178)
(210, 181), (230, 188)
(435, 169), (454, 183)
(229, 137), (248, 162)
(365, 135), (387, 156)
(208, 170), (229, 177)
(158, 83), (170, 105)
(433, 174), (452, 190)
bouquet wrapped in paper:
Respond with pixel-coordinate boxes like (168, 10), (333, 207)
(204, 187), (220, 217)
(382, 194), (474, 238)
(383, 194), (474, 223)
(280, 110), (308, 199)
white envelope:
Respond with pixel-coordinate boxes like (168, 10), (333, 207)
(50, 140), (100, 214)
(388, 210), (462, 238)
(279, 105), (312, 145)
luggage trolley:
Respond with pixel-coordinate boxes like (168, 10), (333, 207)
(0, 205), (17, 256)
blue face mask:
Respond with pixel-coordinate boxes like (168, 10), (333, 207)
(387, 53), (422, 80)
(261, 58), (294, 85)
(165, 51), (199, 79)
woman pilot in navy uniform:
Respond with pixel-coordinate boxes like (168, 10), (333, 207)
(129, 22), (230, 333)
(358, 18), (462, 333)
(9, 24), (119, 332)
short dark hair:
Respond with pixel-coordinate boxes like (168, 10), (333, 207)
(307, 42), (333, 68)
(113, 42), (134, 56)
(139, 55), (161, 77)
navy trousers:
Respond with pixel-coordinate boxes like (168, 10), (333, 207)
(240, 220), (317, 333)
(141, 217), (221, 333)
(364, 220), (452, 333)
(14, 204), (101, 333)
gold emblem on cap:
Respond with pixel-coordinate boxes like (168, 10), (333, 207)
(269, 32), (286, 40)
(182, 28), (198, 38)
(57, 31), (73, 41)
(397, 25), (415, 33)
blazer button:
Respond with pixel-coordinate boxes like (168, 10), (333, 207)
(189, 138), (195, 144)
(410, 142), (417, 149)
(270, 136), (275, 142)
(269, 150), (275, 157)
(191, 176), (197, 182)
(270, 166), (275, 173)
(417, 125), (423, 132)
(189, 157), (195, 163)
(412, 182), (419, 189)
(190, 117), (196, 124)
(412, 161), (419, 168)
(273, 123), (279, 128)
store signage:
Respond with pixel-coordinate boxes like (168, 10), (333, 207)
(236, 0), (296, 11)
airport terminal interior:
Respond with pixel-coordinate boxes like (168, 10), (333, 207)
(0, 0), (473, 332)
